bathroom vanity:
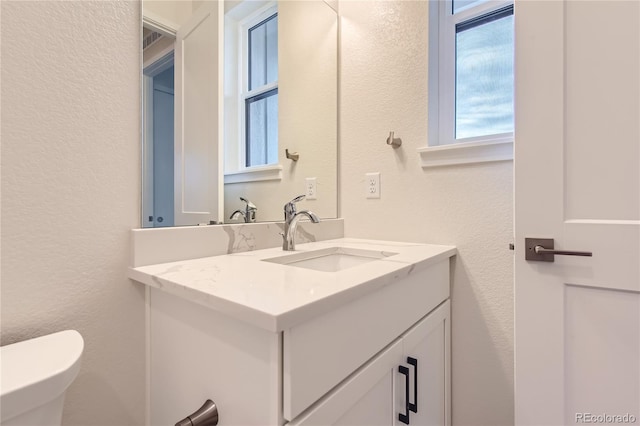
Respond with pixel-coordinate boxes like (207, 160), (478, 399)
(129, 238), (455, 425)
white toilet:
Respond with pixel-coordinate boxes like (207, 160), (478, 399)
(1, 330), (84, 425)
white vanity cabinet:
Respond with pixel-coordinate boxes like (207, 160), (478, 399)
(288, 300), (450, 426)
(134, 239), (455, 426)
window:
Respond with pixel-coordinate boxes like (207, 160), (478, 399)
(243, 11), (278, 167)
(224, 3), (282, 184)
(422, 0), (514, 166)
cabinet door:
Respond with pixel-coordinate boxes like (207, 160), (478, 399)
(396, 301), (450, 426)
(284, 261), (449, 421)
(149, 289), (280, 425)
(287, 339), (402, 426)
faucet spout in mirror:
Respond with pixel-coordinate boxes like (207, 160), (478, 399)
(230, 197), (257, 223)
(230, 210), (247, 222)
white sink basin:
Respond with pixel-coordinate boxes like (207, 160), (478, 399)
(263, 247), (398, 272)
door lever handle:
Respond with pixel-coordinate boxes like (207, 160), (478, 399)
(525, 238), (592, 262)
(534, 246), (592, 257)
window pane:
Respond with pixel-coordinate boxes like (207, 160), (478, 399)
(453, 0), (483, 14)
(455, 10), (513, 139)
(265, 94), (278, 163)
(265, 17), (278, 84)
(249, 24), (266, 90)
(246, 90), (278, 167)
(249, 14), (278, 90)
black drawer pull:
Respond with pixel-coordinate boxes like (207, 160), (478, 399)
(398, 365), (411, 424)
(407, 357), (418, 413)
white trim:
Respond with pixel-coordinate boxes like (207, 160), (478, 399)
(143, 50), (174, 77)
(437, 0), (456, 146)
(450, 0), (513, 25)
(418, 139), (513, 168)
(224, 164), (283, 184)
(564, 219), (640, 226)
(245, 81), (278, 99)
(427, 0), (440, 149)
(142, 75), (155, 227)
(144, 285), (151, 425)
(143, 11), (178, 37)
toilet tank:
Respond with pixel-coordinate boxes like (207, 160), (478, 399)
(1, 330), (84, 425)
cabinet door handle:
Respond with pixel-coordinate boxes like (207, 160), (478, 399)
(407, 357), (418, 413)
(398, 365), (411, 424)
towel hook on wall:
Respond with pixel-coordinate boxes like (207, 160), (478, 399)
(386, 131), (402, 148)
(285, 149), (299, 161)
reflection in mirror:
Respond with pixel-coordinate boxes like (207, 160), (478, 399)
(142, 0), (338, 228)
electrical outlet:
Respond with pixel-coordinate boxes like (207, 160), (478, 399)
(305, 177), (317, 200)
(365, 172), (380, 199)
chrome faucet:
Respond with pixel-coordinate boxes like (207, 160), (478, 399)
(230, 197), (257, 223)
(282, 195), (319, 251)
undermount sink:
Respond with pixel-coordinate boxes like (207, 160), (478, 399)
(262, 247), (398, 272)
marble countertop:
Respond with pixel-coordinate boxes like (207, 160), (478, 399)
(128, 238), (456, 332)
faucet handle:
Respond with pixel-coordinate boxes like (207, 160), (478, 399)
(284, 195), (306, 219)
(240, 197), (257, 210)
(239, 197), (257, 223)
(288, 195), (306, 204)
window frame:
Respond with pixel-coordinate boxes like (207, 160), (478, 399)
(421, 0), (514, 167)
(239, 5), (279, 170)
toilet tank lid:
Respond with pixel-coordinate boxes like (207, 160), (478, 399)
(1, 330), (84, 405)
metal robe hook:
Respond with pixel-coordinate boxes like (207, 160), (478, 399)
(285, 149), (299, 161)
(386, 131), (402, 148)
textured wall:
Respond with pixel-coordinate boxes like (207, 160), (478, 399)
(1, 2), (145, 425)
(339, 2), (514, 425)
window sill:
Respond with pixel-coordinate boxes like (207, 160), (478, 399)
(224, 164), (283, 184)
(418, 139), (513, 168)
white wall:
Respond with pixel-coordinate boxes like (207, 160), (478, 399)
(1, 2), (145, 425)
(339, 2), (514, 425)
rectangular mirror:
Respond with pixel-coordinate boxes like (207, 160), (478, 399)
(142, 0), (338, 227)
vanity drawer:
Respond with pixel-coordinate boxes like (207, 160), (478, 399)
(282, 259), (449, 421)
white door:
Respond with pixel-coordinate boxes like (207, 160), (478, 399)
(174, 2), (224, 226)
(515, 2), (640, 425)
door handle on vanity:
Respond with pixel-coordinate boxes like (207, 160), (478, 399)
(407, 357), (418, 413)
(398, 365), (411, 424)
